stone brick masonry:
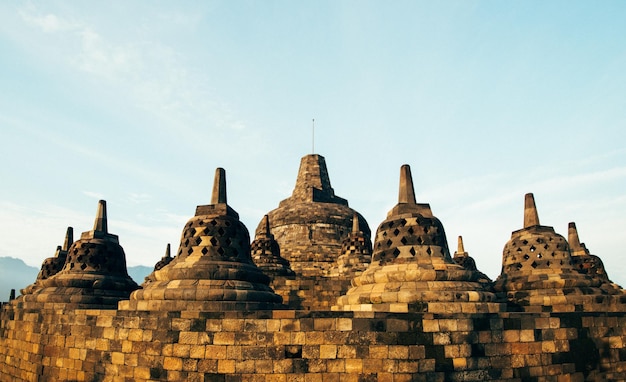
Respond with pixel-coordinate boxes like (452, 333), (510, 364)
(2, 155), (626, 381)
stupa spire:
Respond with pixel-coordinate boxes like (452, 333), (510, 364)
(457, 236), (465, 254)
(568, 222), (582, 249)
(398, 164), (417, 204)
(352, 213), (360, 233)
(523, 193), (540, 228)
(211, 168), (227, 204)
(62, 227), (74, 251)
(93, 200), (108, 233)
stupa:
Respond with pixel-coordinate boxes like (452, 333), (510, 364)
(123, 168), (283, 311)
(253, 154), (370, 277)
(250, 215), (295, 277)
(21, 227), (74, 296)
(327, 212), (373, 278)
(494, 193), (625, 312)
(334, 164), (502, 313)
(20, 201), (139, 308)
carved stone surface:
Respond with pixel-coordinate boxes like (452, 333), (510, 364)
(124, 168), (283, 311)
(334, 165), (502, 313)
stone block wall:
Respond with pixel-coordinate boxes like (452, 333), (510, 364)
(2, 301), (626, 381)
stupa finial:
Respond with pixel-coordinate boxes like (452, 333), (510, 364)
(568, 222), (580, 247)
(457, 236), (465, 254)
(211, 167), (227, 205)
(164, 243), (171, 259)
(398, 164), (417, 205)
(523, 193), (540, 228)
(93, 200), (108, 233)
(263, 215), (271, 235)
(352, 212), (360, 233)
(62, 227), (74, 251)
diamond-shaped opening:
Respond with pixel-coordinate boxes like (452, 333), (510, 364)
(400, 237), (407, 245)
(536, 238), (543, 243)
(217, 227), (225, 236)
(225, 221), (231, 227)
(407, 227), (414, 235)
(523, 254), (530, 260)
(516, 247), (522, 252)
(210, 237), (218, 246)
(400, 219), (407, 226)
(225, 238), (232, 246)
(546, 261), (551, 266)
(195, 237), (202, 245)
(80, 263), (87, 270)
(387, 221), (394, 229)
(551, 252), (556, 257)
(386, 239), (393, 247)
(187, 247), (193, 255)
(217, 247), (225, 255)
(203, 227), (211, 235)
(522, 240), (528, 245)
(393, 229), (400, 236)
(201, 247), (209, 255)
(210, 219), (218, 226)
(515, 263), (522, 270)
(393, 248), (400, 256)
(417, 237), (423, 245)
(536, 253), (542, 258)
(544, 244), (549, 250)
(530, 261), (538, 268)
(189, 228), (197, 236)
(423, 226), (429, 233)
(530, 246), (536, 252)
(426, 247), (432, 255)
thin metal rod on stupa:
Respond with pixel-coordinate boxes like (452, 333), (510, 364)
(93, 200), (108, 233)
(523, 193), (540, 228)
(62, 227), (74, 251)
(398, 164), (417, 204)
(211, 168), (227, 204)
(312, 118), (315, 154)
(568, 222), (581, 249)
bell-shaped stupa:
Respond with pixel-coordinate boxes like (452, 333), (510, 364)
(494, 194), (625, 312)
(123, 168), (283, 311)
(453, 236), (478, 272)
(253, 154), (371, 277)
(21, 201), (139, 308)
(328, 212), (373, 278)
(334, 165), (501, 313)
(21, 227), (74, 295)
(251, 215), (295, 277)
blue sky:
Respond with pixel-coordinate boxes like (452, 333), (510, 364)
(1, 1), (625, 284)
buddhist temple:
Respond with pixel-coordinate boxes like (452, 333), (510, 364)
(2, 156), (626, 381)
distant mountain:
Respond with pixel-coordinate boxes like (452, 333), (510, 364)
(0, 257), (38, 300)
(127, 265), (152, 285)
(0, 257), (153, 302)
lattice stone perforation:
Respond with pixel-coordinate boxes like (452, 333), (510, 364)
(61, 239), (129, 276)
(176, 215), (251, 264)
